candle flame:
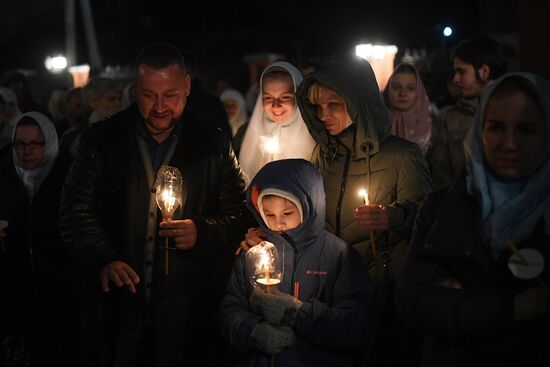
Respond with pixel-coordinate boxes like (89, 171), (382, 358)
(162, 189), (177, 213)
(358, 188), (369, 205)
(262, 137), (280, 155)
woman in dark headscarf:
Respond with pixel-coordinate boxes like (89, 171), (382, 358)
(396, 73), (550, 366)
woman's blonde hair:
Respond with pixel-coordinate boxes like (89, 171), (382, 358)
(307, 81), (334, 104)
(307, 81), (356, 121)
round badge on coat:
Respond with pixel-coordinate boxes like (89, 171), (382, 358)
(508, 248), (545, 280)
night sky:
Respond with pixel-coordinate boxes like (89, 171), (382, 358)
(1, 0), (503, 107)
(2, 0), (483, 71)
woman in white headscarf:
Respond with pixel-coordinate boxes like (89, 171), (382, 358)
(220, 88), (248, 138)
(0, 112), (75, 366)
(11, 112), (59, 199)
(238, 61), (316, 186)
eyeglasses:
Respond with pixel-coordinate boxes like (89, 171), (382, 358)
(13, 141), (46, 150)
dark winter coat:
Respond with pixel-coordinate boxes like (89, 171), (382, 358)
(59, 104), (251, 367)
(296, 58), (433, 280)
(221, 159), (372, 367)
(0, 145), (75, 366)
(429, 97), (478, 191)
(396, 171), (550, 366)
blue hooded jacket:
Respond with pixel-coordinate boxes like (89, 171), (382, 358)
(220, 159), (372, 366)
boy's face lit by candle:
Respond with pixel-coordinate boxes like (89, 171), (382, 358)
(261, 195), (301, 233)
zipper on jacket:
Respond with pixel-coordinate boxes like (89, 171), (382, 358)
(335, 146), (351, 237)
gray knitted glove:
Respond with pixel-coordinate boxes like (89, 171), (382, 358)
(249, 323), (296, 355)
(250, 288), (303, 325)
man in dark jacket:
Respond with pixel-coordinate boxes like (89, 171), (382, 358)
(59, 43), (250, 367)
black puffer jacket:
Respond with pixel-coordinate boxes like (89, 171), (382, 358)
(59, 105), (251, 366)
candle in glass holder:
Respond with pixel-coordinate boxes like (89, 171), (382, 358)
(155, 166), (183, 275)
(246, 241), (282, 292)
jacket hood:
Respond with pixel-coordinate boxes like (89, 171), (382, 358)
(246, 159), (325, 249)
(296, 57), (390, 157)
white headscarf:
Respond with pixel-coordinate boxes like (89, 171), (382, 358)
(220, 88), (248, 136)
(464, 72), (550, 256)
(12, 112), (59, 200)
(257, 188), (303, 227)
(238, 61), (316, 186)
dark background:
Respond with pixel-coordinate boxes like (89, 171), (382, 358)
(0, 0), (547, 102)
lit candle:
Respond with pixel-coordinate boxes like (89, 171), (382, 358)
(256, 252), (280, 290)
(261, 135), (280, 161)
(358, 188), (369, 205)
(155, 166), (183, 276)
(358, 188), (377, 257)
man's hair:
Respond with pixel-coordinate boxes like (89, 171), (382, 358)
(135, 42), (187, 73)
(82, 77), (121, 105)
(453, 36), (507, 82)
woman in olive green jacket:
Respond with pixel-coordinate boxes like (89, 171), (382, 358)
(295, 57), (432, 366)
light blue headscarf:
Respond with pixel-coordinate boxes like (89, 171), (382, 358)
(464, 72), (550, 257)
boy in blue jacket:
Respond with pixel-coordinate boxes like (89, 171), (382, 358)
(221, 159), (372, 366)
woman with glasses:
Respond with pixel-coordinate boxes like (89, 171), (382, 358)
(0, 112), (75, 366)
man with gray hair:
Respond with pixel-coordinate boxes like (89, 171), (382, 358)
(82, 76), (122, 124)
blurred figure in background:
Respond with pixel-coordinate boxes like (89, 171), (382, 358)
(0, 87), (22, 145)
(430, 36), (507, 190)
(47, 88), (69, 137)
(82, 76), (122, 124)
(121, 81), (135, 110)
(220, 88), (249, 155)
(59, 87), (90, 156)
(384, 63), (434, 156)
(0, 96), (8, 149)
(6, 72), (47, 115)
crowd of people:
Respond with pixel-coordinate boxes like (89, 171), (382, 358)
(0, 35), (548, 367)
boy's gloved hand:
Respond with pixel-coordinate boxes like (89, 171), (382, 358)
(250, 288), (303, 325)
(250, 323), (296, 355)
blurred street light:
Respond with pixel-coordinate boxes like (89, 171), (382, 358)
(44, 55), (68, 73)
(355, 43), (398, 91)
